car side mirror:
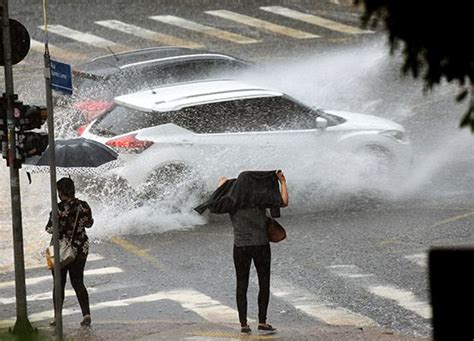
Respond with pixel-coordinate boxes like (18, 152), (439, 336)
(316, 117), (328, 130)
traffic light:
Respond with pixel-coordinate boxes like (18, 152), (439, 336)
(0, 94), (48, 167)
(15, 102), (48, 160)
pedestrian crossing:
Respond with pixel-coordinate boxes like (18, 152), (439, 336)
(205, 10), (319, 39)
(149, 15), (259, 44)
(260, 6), (373, 34)
(95, 20), (203, 49)
(26, 5), (373, 63)
(0, 251), (431, 333)
(45, 25), (129, 51)
(328, 264), (431, 319)
(270, 277), (376, 327)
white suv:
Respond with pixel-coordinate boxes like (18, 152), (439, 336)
(80, 79), (411, 198)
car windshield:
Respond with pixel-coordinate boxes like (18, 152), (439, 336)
(90, 96), (340, 137)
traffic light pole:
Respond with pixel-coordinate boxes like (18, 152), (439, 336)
(1, 0), (34, 335)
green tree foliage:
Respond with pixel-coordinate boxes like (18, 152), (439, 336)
(355, 0), (473, 131)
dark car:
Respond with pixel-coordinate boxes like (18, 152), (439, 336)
(55, 46), (250, 126)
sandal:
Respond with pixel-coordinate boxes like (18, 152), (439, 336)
(258, 323), (276, 331)
(80, 315), (91, 327)
(241, 325), (251, 334)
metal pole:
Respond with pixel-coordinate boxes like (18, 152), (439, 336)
(44, 43), (63, 340)
(1, 0), (34, 335)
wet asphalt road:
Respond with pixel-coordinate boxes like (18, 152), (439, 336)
(1, 0), (473, 339)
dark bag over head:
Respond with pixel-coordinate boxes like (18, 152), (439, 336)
(267, 217), (286, 243)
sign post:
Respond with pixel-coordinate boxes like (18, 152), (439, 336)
(44, 43), (64, 341)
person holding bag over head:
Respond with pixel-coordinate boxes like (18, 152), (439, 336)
(213, 170), (289, 334)
(45, 177), (94, 327)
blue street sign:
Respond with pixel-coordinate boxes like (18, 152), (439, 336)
(50, 60), (73, 95)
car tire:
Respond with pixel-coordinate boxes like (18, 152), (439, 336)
(357, 144), (395, 178)
(76, 173), (137, 207)
(137, 163), (205, 210)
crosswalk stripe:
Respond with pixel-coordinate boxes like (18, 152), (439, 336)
(328, 265), (431, 319)
(0, 287), (99, 305)
(164, 289), (243, 323)
(271, 278), (376, 327)
(30, 39), (88, 61)
(43, 25), (129, 51)
(205, 10), (319, 39)
(95, 20), (203, 49)
(0, 267), (123, 289)
(22, 253), (104, 271)
(260, 6), (373, 34)
(404, 253), (427, 267)
(0, 289), (241, 327)
(149, 15), (259, 44)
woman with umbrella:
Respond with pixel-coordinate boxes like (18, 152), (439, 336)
(46, 177), (94, 327)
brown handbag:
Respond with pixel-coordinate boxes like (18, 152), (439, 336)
(267, 217), (286, 243)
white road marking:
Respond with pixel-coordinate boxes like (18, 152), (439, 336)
(149, 15), (259, 44)
(369, 286), (431, 319)
(404, 253), (427, 268)
(95, 20), (203, 48)
(29, 39), (87, 61)
(164, 289), (243, 323)
(271, 277), (376, 327)
(0, 267), (123, 289)
(0, 289), (240, 327)
(21, 253), (104, 271)
(0, 287), (99, 305)
(205, 10), (319, 39)
(328, 265), (432, 319)
(260, 6), (373, 34)
(43, 25), (128, 50)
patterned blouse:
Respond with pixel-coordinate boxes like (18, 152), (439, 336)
(46, 198), (94, 257)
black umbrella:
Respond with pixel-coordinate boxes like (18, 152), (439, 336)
(25, 138), (118, 168)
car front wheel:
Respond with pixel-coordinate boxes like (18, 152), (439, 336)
(137, 163), (205, 210)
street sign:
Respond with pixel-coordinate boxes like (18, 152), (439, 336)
(50, 59), (73, 95)
(0, 19), (30, 65)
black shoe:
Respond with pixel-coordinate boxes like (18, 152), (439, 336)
(241, 325), (251, 334)
(80, 315), (91, 327)
(258, 323), (276, 332)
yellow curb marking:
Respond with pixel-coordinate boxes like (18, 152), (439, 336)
(111, 236), (165, 270)
(430, 210), (474, 228)
(193, 330), (276, 339)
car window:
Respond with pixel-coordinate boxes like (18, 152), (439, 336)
(90, 105), (158, 137)
(73, 73), (114, 100)
(143, 96), (321, 134)
(90, 96), (338, 137)
(78, 59), (248, 99)
(175, 96), (321, 133)
(133, 59), (247, 85)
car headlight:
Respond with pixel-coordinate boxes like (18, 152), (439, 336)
(379, 130), (408, 143)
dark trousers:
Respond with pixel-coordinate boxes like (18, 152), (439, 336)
(52, 254), (90, 317)
(233, 244), (271, 326)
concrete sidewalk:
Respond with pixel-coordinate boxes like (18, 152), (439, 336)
(1, 320), (430, 340)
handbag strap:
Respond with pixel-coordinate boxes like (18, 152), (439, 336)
(69, 202), (81, 243)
